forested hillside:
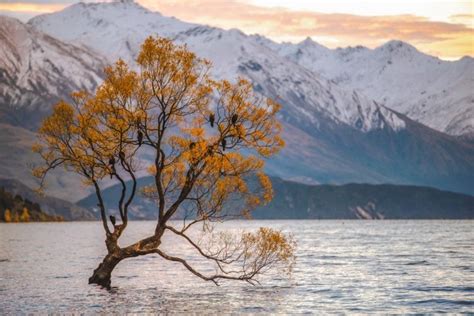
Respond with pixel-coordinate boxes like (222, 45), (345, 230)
(0, 187), (63, 222)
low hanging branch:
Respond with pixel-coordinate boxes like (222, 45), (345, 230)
(33, 36), (295, 289)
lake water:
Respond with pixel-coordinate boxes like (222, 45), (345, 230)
(0, 220), (473, 314)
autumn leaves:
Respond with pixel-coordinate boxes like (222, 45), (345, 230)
(33, 36), (285, 219)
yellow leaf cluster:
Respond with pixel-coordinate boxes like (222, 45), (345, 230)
(242, 227), (296, 270)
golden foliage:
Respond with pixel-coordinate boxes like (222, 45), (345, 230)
(34, 35), (284, 221)
(202, 227), (296, 277)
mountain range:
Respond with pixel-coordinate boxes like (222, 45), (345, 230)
(255, 36), (474, 138)
(0, 0), (473, 202)
(28, 1), (474, 139)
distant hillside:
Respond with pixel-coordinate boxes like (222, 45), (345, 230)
(77, 176), (158, 220)
(0, 124), (94, 202)
(256, 178), (474, 219)
(0, 186), (61, 222)
(78, 176), (474, 220)
(0, 178), (97, 221)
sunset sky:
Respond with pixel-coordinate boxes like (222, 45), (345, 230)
(0, 0), (472, 60)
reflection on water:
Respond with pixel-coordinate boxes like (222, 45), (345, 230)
(0, 220), (473, 313)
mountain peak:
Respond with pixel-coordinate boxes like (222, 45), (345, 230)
(27, 0), (192, 63)
(0, 14), (25, 29)
(298, 37), (326, 49)
(110, 0), (145, 8)
(378, 40), (418, 54)
(62, 0), (151, 15)
(301, 36), (315, 44)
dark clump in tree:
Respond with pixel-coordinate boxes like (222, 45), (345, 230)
(209, 113), (215, 127)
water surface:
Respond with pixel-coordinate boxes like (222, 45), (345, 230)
(1, 220), (473, 313)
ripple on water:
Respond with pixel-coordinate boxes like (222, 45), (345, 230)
(410, 299), (474, 306)
(409, 286), (474, 293)
(404, 260), (431, 266)
(0, 220), (473, 314)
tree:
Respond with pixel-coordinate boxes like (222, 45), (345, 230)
(13, 211), (19, 223)
(20, 207), (30, 222)
(34, 36), (294, 289)
(4, 208), (12, 222)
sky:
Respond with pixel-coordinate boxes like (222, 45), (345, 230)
(0, 0), (472, 60)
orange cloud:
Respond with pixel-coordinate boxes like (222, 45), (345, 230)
(449, 14), (474, 28)
(0, 3), (65, 13)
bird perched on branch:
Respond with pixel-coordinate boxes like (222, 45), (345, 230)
(137, 131), (143, 146)
(109, 215), (116, 226)
(109, 156), (116, 179)
(209, 113), (215, 128)
(231, 114), (238, 125)
(221, 138), (227, 151)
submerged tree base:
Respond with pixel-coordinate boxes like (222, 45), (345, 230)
(89, 254), (122, 289)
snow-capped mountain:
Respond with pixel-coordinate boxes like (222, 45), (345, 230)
(29, 0), (404, 133)
(1, 0), (472, 196)
(0, 15), (108, 199)
(28, 0), (192, 64)
(256, 36), (474, 138)
(0, 15), (105, 128)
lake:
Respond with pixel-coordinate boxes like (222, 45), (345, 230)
(1, 220), (473, 313)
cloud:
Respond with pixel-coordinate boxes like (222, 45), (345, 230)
(0, 0), (472, 59)
(0, 2), (67, 20)
(140, 0), (473, 59)
(449, 13), (474, 28)
(0, 2), (66, 13)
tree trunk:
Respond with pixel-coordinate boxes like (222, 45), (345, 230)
(88, 232), (160, 289)
(88, 253), (122, 289)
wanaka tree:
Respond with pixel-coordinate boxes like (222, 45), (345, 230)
(33, 36), (294, 289)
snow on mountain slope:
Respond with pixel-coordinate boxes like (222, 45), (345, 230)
(174, 26), (405, 132)
(29, 0), (405, 133)
(0, 15), (105, 128)
(257, 36), (474, 137)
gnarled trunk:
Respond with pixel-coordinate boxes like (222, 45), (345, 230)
(88, 231), (162, 289)
(89, 253), (122, 289)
